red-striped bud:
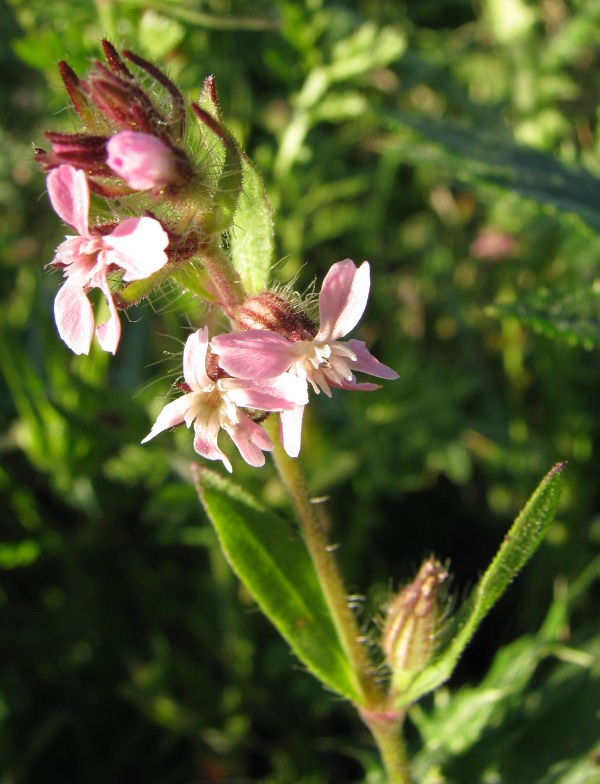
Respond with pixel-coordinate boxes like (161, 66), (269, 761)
(382, 558), (448, 696)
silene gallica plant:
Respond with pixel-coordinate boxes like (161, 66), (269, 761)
(37, 41), (565, 782)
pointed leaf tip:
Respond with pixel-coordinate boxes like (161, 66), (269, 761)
(392, 462), (565, 707)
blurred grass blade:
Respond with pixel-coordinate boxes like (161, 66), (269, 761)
(193, 465), (363, 702)
(394, 462), (565, 707)
(489, 287), (600, 350)
(378, 110), (600, 233)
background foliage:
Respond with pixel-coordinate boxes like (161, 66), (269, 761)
(1, 0), (599, 781)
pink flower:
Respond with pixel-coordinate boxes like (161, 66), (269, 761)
(106, 131), (177, 191)
(142, 328), (309, 472)
(47, 164), (169, 354)
(212, 259), (399, 457)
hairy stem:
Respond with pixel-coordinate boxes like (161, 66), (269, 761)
(360, 708), (413, 784)
(265, 417), (383, 708)
(200, 243), (246, 316)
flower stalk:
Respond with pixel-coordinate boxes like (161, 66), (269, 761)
(265, 416), (383, 708)
(359, 707), (412, 784)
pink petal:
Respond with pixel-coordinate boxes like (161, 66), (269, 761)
(183, 328), (212, 390)
(316, 259), (370, 342)
(54, 279), (95, 355)
(226, 413), (273, 468)
(106, 131), (176, 190)
(279, 406), (305, 458)
(223, 375), (308, 411)
(141, 395), (194, 442)
(95, 278), (121, 354)
(346, 340), (399, 380)
(212, 330), (301, 380)
(47, 165), (90, 237)
(193, 422), (232, 473)
(333, 379), (381, 392)
(104, 216), (169, 281)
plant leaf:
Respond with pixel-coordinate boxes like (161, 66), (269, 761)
(377, 110), (600, 234)
(489, 287), (600, 349)
(195, 76), (244, 232)
(193, 465), (363, 702)
(392, 462), (565, 707)
(228, 152), (274, 294)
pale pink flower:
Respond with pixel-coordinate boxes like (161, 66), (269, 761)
(212, 259), (399, 457)
(106, 131), (176, 191)
(142, 328), (309, 472)
(47, 164), (169, 354)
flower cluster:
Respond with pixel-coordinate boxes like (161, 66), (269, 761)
(212, 259), (399, 458)
(40, 43), (398, 471)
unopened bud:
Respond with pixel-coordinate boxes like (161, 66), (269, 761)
(36, 132), (109, 176)
(107, 131), (177, 191)
(382, 558), (447, 694)
(235, 291), (317, 341)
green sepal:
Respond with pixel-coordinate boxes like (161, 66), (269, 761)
(193, 465), (363, 702)
(391, 462), (565, 707)
(113, 270), (167, 308)
(171, 263), (217, 301)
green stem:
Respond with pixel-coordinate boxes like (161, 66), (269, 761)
(265, 417), (383, 708)
(200, 243), (246, 317)
(360, 708), (413, 784)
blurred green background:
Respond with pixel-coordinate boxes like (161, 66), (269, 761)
(1, 0), (599, 781)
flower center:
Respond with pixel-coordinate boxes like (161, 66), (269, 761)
(297, 340), (357, 395)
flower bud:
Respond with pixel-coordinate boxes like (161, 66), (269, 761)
(235, 291), (317, 341)
(382, 558), (448, 695)
(107, 131), (177, 190)
(36, 132), (109, 176)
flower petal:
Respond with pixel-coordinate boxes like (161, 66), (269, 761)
(223, 374), (308, 411)
(106, 131), (176, 190)
(183, 328), (212, 390)
(141, 394), (194, 442)
(104, 216), (169, 281)
(53, 279), (95, 355)
(193, 413), (232, 473)
(47, 165), (90, 237)
(95, 278), (122, 354)
(333, 379), (381, 392)
(346, 339), (399, 380)
(316, 259), (370, 342)
(225, 413), (273, 468)
(279, 406), (305, 458)
(212, 330), (301, 379)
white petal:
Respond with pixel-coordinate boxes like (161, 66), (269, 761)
(53, 279), (94, 355)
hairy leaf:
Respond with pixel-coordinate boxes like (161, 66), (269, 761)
(378, 111), (600, 233)
(392, 462), (565, 707)
(228, 152), (274, 294)
(489, 287), (600, 349)
(193, 465), (363, 702)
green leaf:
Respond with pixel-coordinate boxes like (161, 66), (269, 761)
(489, 287), (600, 349)
(377, 110), (600, 233)
(228, 152), (274, 294)
(195, 77), (244, 232)
(193, 465), (363, 702)
(410, 615), (599, 784)
(393, 462), (565, 707)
